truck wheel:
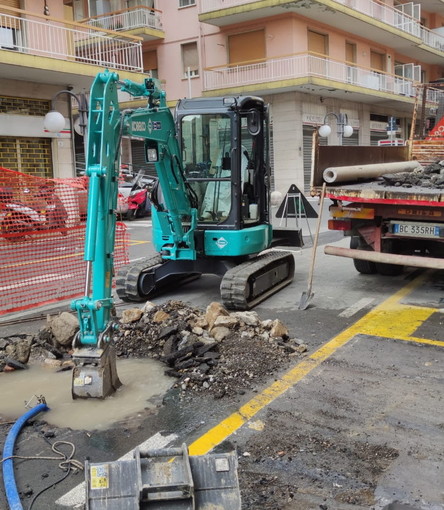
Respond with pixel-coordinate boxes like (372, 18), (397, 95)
(350, 236), (377, 274)
(375, 262), (404, 276)
(375, 240), (404, 276)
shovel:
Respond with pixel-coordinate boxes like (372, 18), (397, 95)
(299, 183), (326, 310)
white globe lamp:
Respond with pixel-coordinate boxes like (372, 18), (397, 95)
(318, 124), (331, 137)
(44, 110), (66, 133)
(343, 124), (354, 138)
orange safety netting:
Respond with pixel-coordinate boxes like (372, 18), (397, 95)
(0, 167), (129, 315)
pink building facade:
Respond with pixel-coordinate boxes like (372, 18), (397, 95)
(1, 0), (443, 193)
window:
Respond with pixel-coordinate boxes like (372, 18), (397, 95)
(345, 42), (357, 83)
(143, 50), (158, 77)
(181, 42), (199, 78)
(179, 0), (195, 7)
(308, 30), (327, 56)
(228, 30), (266, 65)
(370, 51), (385, 72)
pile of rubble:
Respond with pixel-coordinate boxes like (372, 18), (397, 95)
(0, 312), (78, 373)
(114, 300), (307, 398)
(380, 160), (444, 188)
(0, 301), (308, 398)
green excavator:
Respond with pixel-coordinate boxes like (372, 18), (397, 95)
(70, 70), (297, 400)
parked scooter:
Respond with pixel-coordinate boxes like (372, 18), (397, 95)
(0, 185), (68, 241)
(118, 170), (153, 220)
(126, 181), (151, 220)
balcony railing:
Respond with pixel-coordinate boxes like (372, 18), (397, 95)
(84, 6), (163, 33)
(199, 0), (444, 53)
(0, 8), (142, 72)
(203, 53), (437, 103)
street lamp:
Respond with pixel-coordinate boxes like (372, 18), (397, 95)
(318, 112), (353, 145)
(44, 90), (88, 174)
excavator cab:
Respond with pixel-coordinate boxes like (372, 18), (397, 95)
(173, 97), (270, 239)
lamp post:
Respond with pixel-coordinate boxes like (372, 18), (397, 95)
(44, 90), (88, 175)
(318, 112), (353, 145)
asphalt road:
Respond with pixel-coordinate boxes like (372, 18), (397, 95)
(1, 201), (443, 510)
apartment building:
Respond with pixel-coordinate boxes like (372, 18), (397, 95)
(1, 1), (443, 195)
(0, 0), (145, 178)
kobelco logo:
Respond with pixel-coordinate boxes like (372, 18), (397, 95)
(131, 121), (146, 132)
(215, 237), (228, 249)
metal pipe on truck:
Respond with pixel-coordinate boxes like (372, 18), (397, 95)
(323, 161), (422, 184)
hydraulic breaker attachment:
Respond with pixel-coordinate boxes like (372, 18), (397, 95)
(71, 341), (122, 400)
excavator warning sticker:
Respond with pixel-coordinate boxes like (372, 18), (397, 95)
(90, 465), (109, 489)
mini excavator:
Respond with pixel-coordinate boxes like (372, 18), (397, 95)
(71, 70), (297, 399)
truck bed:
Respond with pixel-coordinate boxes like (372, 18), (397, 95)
(311, 141), (444, 206)
(324, 180), (444, 206)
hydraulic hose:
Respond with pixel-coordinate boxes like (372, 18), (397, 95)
(2, 402), (49, 510)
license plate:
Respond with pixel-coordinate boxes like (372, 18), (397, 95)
(391, 221), (443, 238)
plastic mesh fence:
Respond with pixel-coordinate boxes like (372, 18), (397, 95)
(0, 167), (129, 315)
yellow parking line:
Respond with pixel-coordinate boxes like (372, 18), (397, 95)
(128, 240), (150, 246)
(189, 270), (440, 456)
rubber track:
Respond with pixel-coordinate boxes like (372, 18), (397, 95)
(220, 251), (295, 310)
(115, 255), (163, 302)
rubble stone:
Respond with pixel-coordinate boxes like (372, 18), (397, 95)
(48, 312), (79, 346)
(121, 308), (143, 324)
(380, 160), (444, 189)
(205, 302), (229, 330)
(153, 310), (170, 323)
(270, 319), (289, 338)
(210, 326), (231, 341)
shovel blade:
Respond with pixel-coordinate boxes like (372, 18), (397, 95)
(298, 291), (314, 310)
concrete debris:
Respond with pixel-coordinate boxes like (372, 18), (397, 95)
(113, 300), (308, 398)
(0, 334), (32, 372)
(0, 301), (308, 399)
(47, 311), (79, 346)
(379, 160), (444, 188)
(120, 308), (143, 324)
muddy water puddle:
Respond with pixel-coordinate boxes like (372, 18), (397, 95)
(0, 359), (173, 430)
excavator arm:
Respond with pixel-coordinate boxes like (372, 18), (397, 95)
(70, 70), (197, 399)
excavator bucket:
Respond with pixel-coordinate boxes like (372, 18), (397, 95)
(71, 343), (122, 399)
(85, 443), (241, 509)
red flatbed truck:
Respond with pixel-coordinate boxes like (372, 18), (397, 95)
(311, 83), (444, 275)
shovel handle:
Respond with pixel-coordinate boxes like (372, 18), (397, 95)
(307, 183), (326, 289)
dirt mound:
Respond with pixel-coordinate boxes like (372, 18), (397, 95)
(114, 300), (308, 398)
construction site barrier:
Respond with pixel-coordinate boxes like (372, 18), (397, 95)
(0, 167), (129, 316)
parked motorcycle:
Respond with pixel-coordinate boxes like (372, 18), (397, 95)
(0, 185), (68, 241)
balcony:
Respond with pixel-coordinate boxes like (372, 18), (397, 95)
(83, 6), (164, 42)
(203, 53), (438, 111)
(199, 0), (444, 64)
(0, 7), (143, 90)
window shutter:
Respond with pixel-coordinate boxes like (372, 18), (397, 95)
(308, 30), (327, 56)
(143, 50), (158, 73)
(228, 30), (265, 65)
(0, 0), (20, 30)
(182, 42), (198, 75)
